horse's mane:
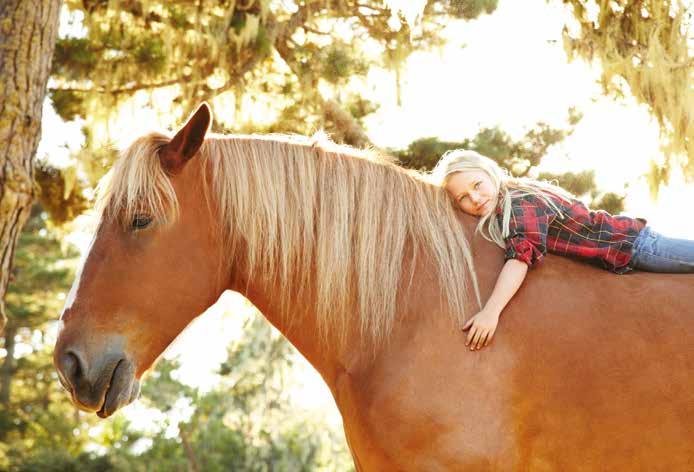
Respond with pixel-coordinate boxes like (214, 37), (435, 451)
(100, 131), (480, 346)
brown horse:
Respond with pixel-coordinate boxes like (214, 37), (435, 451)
(54, 104), (694, 470)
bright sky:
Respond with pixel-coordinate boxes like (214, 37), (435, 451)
(38, 0), (692, 434)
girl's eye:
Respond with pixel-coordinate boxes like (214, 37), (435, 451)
(474, 182), (481, 189)
(131, 215), (153, 230)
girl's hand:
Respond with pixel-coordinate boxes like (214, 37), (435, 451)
(461, 259), (527, 351)
(461, 309), (500, 350)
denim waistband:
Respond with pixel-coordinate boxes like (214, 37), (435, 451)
(630, 226), (654, 268)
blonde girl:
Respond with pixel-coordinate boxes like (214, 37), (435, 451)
(434, 149), (694, 351)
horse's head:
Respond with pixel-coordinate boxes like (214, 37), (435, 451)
(54, 104), (226, 417)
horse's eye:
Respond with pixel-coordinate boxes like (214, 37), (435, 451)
(131, 215), (153, 230)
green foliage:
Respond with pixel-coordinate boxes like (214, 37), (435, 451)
(537, 170), (596, 197)
(395, 114), (625, 214)
(0, 207), (90, 469)
(52, 37), (98, 80)
(395, 136), (466, 171)
(12, 449), (120, 472)
(319, 43), (369, 85)
(441, 0), (499, 18)
(590, 191), (626, 216)
(98, 316), (351, 471)
(133, 36), (167, 72)
(646, 159), (671, 200)
(345, 94), (380, 121)
(74, 127), (119, 186)
(4, 206), (79, 327)
(396, 109), (581, 175)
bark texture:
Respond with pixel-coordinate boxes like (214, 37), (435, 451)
(0, 0), (61, 332)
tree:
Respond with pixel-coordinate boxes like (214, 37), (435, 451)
(50, 0), (498, 185)
(561, 0), (692, 191)
(0, 0), (62, 333)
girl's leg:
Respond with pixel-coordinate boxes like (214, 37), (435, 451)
(630, 226), (694, 273)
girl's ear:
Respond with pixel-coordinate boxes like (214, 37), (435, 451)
(160, 103), (212, 174)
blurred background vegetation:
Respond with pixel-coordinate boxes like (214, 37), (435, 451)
(0, 0), (690, 469)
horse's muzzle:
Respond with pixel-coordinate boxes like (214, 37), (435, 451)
(54, 344), (140, 417)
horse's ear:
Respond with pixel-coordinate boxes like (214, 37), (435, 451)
(160, 103), (212, 174)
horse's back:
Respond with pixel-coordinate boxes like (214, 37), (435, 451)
(337, 249), (694, 470)
(503, 255), (694, 469)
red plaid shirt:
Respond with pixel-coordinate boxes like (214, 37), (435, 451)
(497, 191), (646, 273)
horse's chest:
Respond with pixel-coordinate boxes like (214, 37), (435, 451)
(334, 344), (519, 470)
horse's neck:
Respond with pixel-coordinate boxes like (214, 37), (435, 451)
(221, 178), (490, 392)
(228, 262), (355, 390)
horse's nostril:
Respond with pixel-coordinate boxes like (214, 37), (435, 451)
(54, 342), (136, 414)
(58, 350), (85, 391)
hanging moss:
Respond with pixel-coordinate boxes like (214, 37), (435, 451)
(562, 0), (692, 190)
(166, 4), (188, 29)
(34, 161), (89, 227)
(254, 24), (272, 58)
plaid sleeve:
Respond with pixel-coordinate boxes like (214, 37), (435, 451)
(504, 196), (552, 268)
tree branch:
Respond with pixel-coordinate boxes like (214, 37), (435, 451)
(49, 77), (187, 95)
(179, 425), (200, 472)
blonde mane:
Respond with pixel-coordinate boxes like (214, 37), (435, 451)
(101, 132), (481, 346)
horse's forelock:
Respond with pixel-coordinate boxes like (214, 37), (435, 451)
(97, 133), (179, 227)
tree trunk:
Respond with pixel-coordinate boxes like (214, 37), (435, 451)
(0, 324), (16, 405)
(179, 425), (200, 472)
(0, 0), (61, 333)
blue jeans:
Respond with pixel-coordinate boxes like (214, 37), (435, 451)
(629, 226), (694, 273)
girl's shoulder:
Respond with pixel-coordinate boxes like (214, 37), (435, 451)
(506, 189), (575, 217)
(507, 189), (557, 205)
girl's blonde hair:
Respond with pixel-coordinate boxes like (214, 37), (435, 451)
(431, 149), (575, 248)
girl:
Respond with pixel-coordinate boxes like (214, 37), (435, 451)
(433, 149), (694, 351)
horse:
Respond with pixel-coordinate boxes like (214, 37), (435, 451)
(54, 103), (694, 470)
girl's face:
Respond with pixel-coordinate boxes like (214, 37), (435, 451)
(445, 170), (497, 217)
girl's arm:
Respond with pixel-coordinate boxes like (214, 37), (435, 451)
(462, 258), (528, 350)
